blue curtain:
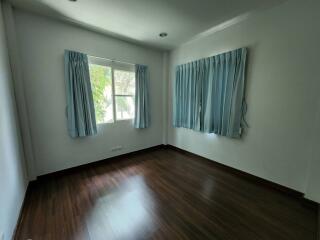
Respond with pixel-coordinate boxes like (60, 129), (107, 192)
(173, 48), (247, 138)
(64, 50), (97, 138)
(134, 64), (150, 128)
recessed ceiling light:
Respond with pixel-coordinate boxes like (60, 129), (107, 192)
(159, 32), (168, 38)
(69, 0), (77, 2)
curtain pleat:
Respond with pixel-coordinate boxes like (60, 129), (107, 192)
(64, 50), (97, 138)
(173, 48), (247, 138)
(134, 64), (150, 128)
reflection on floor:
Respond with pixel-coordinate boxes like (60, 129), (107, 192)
(15, 147), (318, 240)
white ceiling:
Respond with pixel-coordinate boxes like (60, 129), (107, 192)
(9, 0), (286, 50)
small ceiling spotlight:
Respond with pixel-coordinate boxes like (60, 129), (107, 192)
(159, 32), (168, 38)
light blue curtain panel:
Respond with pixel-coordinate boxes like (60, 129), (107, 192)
(134, 64), (150, 128)
(173, 48), (247, 138)
(64, 50), (97, 138)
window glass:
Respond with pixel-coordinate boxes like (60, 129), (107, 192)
(89, 58), (135, 123)
(115, 96), (135, 120)
(114, 70), (135, 95)
(89, 64), (113, 124)
(114, 69), (135, 120)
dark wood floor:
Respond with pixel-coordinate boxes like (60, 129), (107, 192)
(15, 147), (318, 240)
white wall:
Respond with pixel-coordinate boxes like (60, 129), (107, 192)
(10, 0), (320, 203)
(2, 1), (36, 180)
(168, 0), (320, 201)
(305, 97), (320, 202)
(0, 2), (28, 240)
(13, 10), (164, 176)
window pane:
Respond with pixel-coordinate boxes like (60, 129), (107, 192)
(115, 96), (135, 120)
(89, 64), (113, 124)
(114, 70), (135, 95)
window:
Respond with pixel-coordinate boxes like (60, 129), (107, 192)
(88, 56), (135, 124)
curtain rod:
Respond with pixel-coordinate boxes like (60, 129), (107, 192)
(87, 54), (136, 66)
(176, 47), (247, 67)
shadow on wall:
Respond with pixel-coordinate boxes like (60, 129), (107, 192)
(19, 2), (147, 48)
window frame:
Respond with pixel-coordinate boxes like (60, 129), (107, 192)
(88, 56), (136, 124)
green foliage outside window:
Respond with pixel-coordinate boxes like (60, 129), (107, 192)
(89, 63), (135, 123)
(89, 64), (112, 123)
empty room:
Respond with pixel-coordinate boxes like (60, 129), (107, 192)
(0, 0), (320, 239)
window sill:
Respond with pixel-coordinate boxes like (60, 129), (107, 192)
(115, 119), (134, 122)
(97, 119), (133, 125)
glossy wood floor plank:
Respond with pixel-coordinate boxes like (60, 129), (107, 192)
(15, 148), (318, 240)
